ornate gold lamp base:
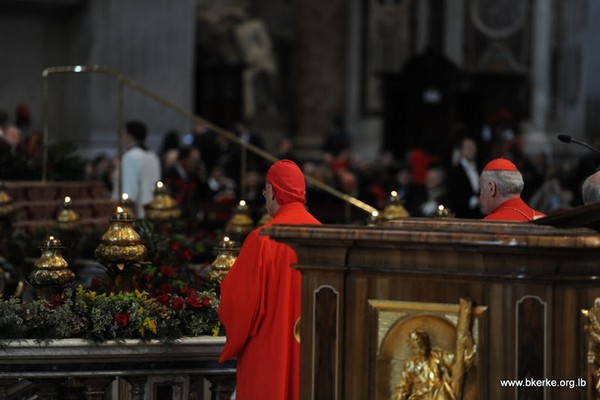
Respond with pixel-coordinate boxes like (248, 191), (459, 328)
(207, 236), (240, 285)
(95, 207), (147, 293)
(146, 181), (181, 223)
(225, 200), (254, 242)
(29, 236), (75, 299)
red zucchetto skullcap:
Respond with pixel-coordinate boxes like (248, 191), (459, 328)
(483, 158), (518, 171)
(266, 159), (306, 205)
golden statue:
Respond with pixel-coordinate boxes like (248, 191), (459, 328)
(582, 298), (600, 396)
(394, 299), (475, 400)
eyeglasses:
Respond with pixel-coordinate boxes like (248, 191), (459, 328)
(262, 184), (270, 197)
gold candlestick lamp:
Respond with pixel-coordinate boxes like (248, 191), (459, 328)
(146, 181), (181, 221)
(207, 236), (240, 284)
(95, 207), (147, 292)
(29, 235), (75, 298)
(57, 196), (80, 231)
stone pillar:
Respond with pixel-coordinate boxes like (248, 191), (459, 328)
(83, 0), (197, 156)
(444, 0), (465, 66)
(295, 0), (348, 161)
(557, 0), (587, 140)
(532, 0), (553, 131)
(524, 0), (554, 155)
(415, 0), (430, 54)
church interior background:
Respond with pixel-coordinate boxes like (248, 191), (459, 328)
(1, 0), (599, 163)
(2, 0), (600, 399)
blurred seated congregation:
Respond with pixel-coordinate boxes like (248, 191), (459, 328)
(2, 0), (600, 399)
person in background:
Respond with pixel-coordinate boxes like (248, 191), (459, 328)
(479, 158), (545, 221)
(391, 165), (427, 216)
(15, 104), (32, 140)
(112, 120), (161, 218)
(158, 129), (180, 172)
(0, 109), (10, 159)
(218, 160), (320, 400)
(90, 153), (114, 194)
(192, 120), (221, 177)
(447, 138), (483, 218)
(416, 164), (450, 217)
(163, 145), (208, 203)
(581, 170), (600, 205)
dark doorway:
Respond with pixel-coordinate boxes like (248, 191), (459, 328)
(381, 47), (462, 160)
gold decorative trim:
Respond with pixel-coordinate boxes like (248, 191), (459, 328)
(369, 299), (487, 400)
(582, 298), (600, 398)
(293, 317), (301, 343)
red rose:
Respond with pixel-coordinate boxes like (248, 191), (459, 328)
(159, 266), (174, 278)
(170, 241), (182, 252)
(172, 297), (184, 310)
(185, 296), (202, 309)
(114, 313), (130, 327)
(160, 283), (174, 295)
(179, 287), (194, 297)
(156, 294), (170, 305)
(201, 296), (212, 307)
(51, 295), (65, 307)
(43, 296), (65, 310)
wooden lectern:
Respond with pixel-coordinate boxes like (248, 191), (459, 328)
(263, 211), (600, 400)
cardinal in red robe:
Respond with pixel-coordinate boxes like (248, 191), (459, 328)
(479, 158), (545, 221)
(218, 159), (320, 400)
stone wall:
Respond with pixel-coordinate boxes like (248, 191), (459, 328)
(0, 0), (197, 159)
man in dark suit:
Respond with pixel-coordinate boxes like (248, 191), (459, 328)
(447, 137), (483, 218)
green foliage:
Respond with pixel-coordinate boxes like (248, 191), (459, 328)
(2, 203), (225, 344)
(0, 286), (222, 344)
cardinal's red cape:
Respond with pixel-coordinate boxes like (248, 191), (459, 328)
(483, 197), (545, 221)
(218, 202), (320, 400)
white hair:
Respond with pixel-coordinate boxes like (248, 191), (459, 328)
(480, 170), (524, 196)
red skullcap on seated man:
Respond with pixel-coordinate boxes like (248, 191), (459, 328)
(483, 157), (518, 172)
(266, 159), (306, 205)
(479, 157), (545, 221)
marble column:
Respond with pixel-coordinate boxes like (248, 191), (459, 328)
(82, 0), (197, 157)
(295, 0), (348, 161)
(525, 0), (554, 155)
(444, 0), (465, 67)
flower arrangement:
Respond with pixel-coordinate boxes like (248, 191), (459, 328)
(1, 211), (226, 344)
(0, 286), (221, 343)
(134, 220), (218, 297)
